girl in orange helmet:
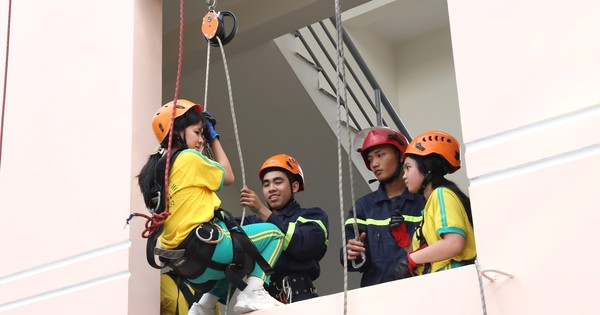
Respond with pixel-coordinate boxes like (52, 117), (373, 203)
(395, 130), (476, 278)
(137, 100), (285, 315)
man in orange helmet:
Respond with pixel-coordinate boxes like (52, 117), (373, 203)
(239, 154), (329, 303)
(341, 126), (425, 287)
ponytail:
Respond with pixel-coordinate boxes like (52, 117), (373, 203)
(137, 152), (163, 209)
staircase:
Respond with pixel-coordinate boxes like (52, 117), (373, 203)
(275, 17), (412, 189)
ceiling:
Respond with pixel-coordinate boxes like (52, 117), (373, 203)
(344, 0), (450, 44)
(162, 0), (449, 66)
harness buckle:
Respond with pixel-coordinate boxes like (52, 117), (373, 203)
(154, 247), (185, 260)
(195, 223), (224, 244)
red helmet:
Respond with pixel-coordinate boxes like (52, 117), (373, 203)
(353, 126), (408, 170)
(152, 99), (203, 143)
(259, 154), (305, 191)
(404, 131), (461, 174)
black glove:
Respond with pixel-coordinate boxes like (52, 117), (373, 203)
(390, 209), (410, 247)
(389, 209), (404, 230)
(394, 255), (412, 280)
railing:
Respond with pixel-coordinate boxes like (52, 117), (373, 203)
(294, 17), (412, 140)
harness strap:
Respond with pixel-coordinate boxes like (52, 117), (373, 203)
(414, 218), (432, 274)
(147, 225), (165, 269)
(267, 274), (315, 303)
(150, 149), (185, 214)
(166, 271), (202, 312)
(218, 209), (275, 291)
(147, 208), (276, 293)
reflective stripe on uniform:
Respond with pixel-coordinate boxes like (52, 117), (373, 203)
(345, 214), (422, 227)
(284, 216), (329, 250)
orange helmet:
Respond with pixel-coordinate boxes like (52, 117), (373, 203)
(353, 126), (408, 170)
(404, 131), (461, 174)
(152, 99), (203, 143)
(259, 154), (305, 191)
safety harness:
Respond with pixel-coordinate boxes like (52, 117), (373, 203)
(144, 149), (274, 295)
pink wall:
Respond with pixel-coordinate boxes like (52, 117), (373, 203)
(448, 1), (600, 314)
(0, 0), (161, 314)
(2, 0), (599, 314)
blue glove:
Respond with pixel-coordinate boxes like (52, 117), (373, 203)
(202, 111), (220, 144)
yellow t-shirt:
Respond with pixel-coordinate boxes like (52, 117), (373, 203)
(159, 149), (225, 249)
(412, 187), (476, 274)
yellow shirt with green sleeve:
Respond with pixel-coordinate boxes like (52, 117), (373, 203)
(159, 149), (225, 249)
(412, 187), (476, 275)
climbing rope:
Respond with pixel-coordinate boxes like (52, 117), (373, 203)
(215, 35), (249, 221)
(200, 5), (248, 224)
(0, 0), (12, 171)
(474, 259), (488, 315)
(129, 0), (186, 238)
(200, 1), (244, 311)
(332, 0), (357, 314)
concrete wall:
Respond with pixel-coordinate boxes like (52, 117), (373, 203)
(448, 1), (600, 314)
(0, 0), (161, 314)
(2, 0), (599, 314)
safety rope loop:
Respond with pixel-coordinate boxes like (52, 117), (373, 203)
(124, 212), (169, 238)
(142, 215), (165, 238)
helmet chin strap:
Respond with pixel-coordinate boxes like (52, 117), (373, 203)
(268, 182), (297, 211)
(418, 172), (432, 194)
(379, 164), (403, 185)
(269, 195), (296, 212)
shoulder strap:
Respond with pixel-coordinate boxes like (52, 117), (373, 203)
(150, 149), (185, 214)
(146, 149), (185, 269)
(146, 225), (165, 269)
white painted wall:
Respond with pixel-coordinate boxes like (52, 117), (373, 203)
(346, 24), (469, 191)
(394, 26), (468, 190)
(449, 1), (600, 314)
(0, 0), (161, 314)
(3, 0), (599, 314)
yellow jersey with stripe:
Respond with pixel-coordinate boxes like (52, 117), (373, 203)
(412, 187), (476, 275)
(159, 149), (225, 249)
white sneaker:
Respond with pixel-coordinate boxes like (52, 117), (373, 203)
(233, 287), (284, 314)
(188, 302), (217, 315)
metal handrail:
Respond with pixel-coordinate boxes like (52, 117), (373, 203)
(295, 17), (412, 141)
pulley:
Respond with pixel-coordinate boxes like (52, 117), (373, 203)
(202, 10), (238, 47)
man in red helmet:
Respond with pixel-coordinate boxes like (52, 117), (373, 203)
(239, 154), (329, 303)
(340, 126), (425, 287)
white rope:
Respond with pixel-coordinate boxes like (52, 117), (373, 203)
(203, 43), (215, 159)
(214, 36), (248, 223)
(201, 25), (248, 313)
(474, 259), (488, 315)
(333, 1), (350, 314)
(203, 42), (211, 111)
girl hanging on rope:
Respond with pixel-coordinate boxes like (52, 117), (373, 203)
(137, 99), (285, 314)
(394, 130), (476, 278)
